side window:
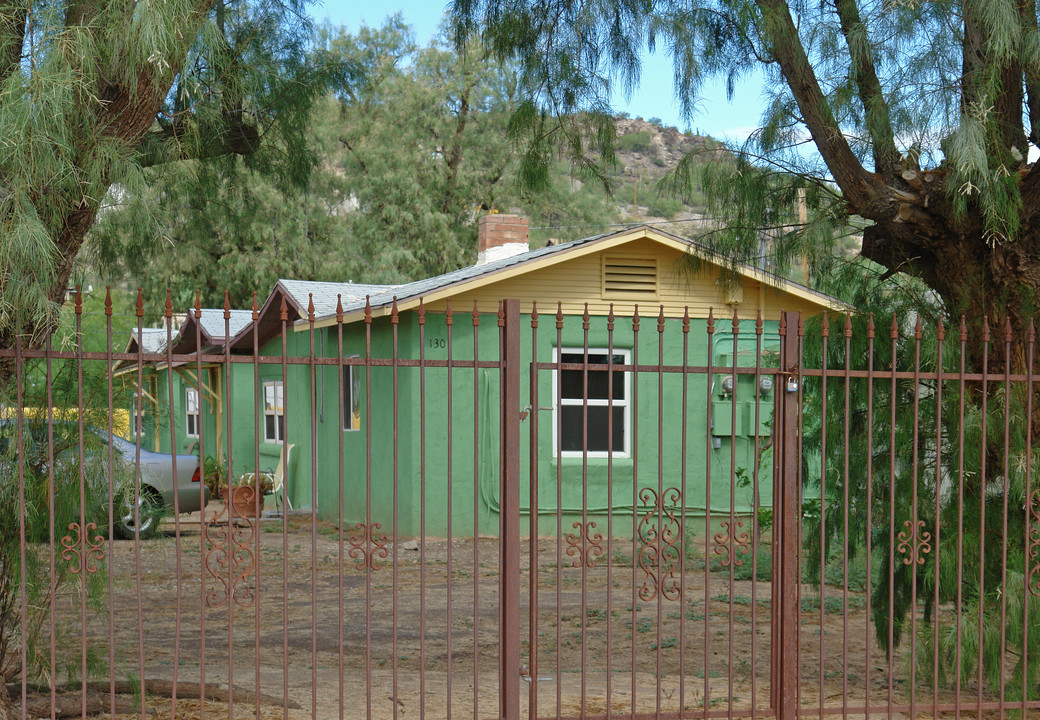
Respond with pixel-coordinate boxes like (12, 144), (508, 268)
(342, 363), (361, 431)
(553, 348), (630, 457)
(263, 381), (285, 443)
(185, 387), (200, 438)
(131, 396), (146, 437)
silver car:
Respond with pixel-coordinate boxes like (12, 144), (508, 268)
(106, 434), (208, 538)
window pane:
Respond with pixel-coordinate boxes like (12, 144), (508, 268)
(560, 353), (626, 400)
(560, 405), (625, 452)
(343, 366), (360, 431)
(265, 415), (276, 441)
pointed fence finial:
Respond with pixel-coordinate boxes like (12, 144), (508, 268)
(936, 318), (945, 342)
(497, 300), (505, 328)
(445, 298), (453, 325)
(223, 291), (231, 320)
(308, 294), (315, 323)
(555, 302), (563, 330)
(583, 303), (590, 331)
(194, 290), (202, 319)
(164, 288), (173, 319)
(660, 305), (667, 334)
(391, 297), (399, 324)
(417, 297), (425, 325)
(1004, 316), (1013, 343)
(607, 304), (615, 332)
(530, 301), (538, 329)
(279, 295), (289, 323)
(960, 316), (967, 342)
(472, 299), (480, 327)
(683, 306), (691, 334)
(914, 314), (922, 340)
(74, 285), (83, 315)
(707, 307), (714, 334)
(821, 312), (830, 338)
(867, 313), (875, 339)
(982, 316), (991, 343)
(135, 288), (144, 318)
(336, 295), (344, 323)
(755, 309), (762, 336)
(778, 312), (786, 337)
(632, 304), (640, 332)
(844, 313), (852, 338)
(1029, 318), (1036, 344)
(890, 313), (899, 340)
(251, 292), (259, 321)
(364, 295), (372, 324)
(104, 287), (112, 317)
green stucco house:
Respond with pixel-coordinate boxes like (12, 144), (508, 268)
(130, 219), (839, 538)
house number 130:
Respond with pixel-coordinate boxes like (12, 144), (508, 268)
(428, 337), (446, 349)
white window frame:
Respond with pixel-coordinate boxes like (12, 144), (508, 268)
(551, 347), (631, 459)
(342, 361), (361, 431)
(263, 381), (285, 443)
(185, 387), (200, 438)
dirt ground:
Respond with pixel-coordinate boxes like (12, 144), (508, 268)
(37, 504), (982, 720)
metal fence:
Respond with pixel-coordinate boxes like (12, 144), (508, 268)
(0, 292), (1037, 720)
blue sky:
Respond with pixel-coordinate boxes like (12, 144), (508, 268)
(311, 1), (766, 144)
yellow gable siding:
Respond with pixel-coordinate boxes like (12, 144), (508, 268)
(423, 238), (829, 321)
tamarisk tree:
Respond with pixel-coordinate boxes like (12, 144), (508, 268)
(0, 0), (321, 345)
(451, 0), (1040, 360)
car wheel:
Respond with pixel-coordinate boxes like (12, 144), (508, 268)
(116, 487), (163, 540)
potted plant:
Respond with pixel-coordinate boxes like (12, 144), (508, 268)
(226, 471), (274, 518)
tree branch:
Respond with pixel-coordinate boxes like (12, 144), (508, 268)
(135, 113), (261, 167)
(831, 0), (899, 177)
(755, 0), (884, 212)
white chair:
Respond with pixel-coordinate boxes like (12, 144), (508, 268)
(263, 443), (294, 513)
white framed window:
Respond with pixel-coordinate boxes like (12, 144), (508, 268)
(263, 381), (285, 443)
(185, 387), (200, 438)
(552, 348), (631, 458)
(342, 363), (361, 431)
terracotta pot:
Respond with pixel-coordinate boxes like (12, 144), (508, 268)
(220, 485), (264, 519)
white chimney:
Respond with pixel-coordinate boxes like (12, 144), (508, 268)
(477, 214), (529, 265)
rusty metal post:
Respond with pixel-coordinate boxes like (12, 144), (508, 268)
(773, 310), (801, 720)
(500, 298), (522, 720)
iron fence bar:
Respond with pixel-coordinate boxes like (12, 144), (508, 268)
(954, 317), (967, 720)
(223, 294), (236, 720)
(750, 310), (762, 720)
(251, 292), (263, 720)
(978, 317), (990, 720)
(864, 315), (875, 720)
(1000, 318), (1013, 720)
(606, 303), (616, 720)
(1024, 320), (1036, 720)
(818, 314), (829, 720)
(528, 301), (541, 720)
(363, 296), (374, 720)
(280, 295), (292, 720)
(887, 315), (897, 720)
(932, 320), (945, 720)
(391, 299), (401, 720)
(194, 294), (210, 720)
(50, 302), (61, 718)
(728, 309), (740, 720)
(658, 306), (668, 720)
(840, 314), (851, 720)
(308, 296), (320, 720)
(445, 299), (454, 720)
(909, 318), (922, 720)
(632, 305), (642, 719)
(472, 301), (481, 720)
(679, 307), (690, 720)
(795, 314), (804, 716)
(500, 298), (522, 720)
(582, 303), (592, 720)
(703, 308), (714, 716)
(774, 310), (800, 720)
(15, 322), (26, 720)
(417, 299), (428, 720)
(556, 302), (565, 720)
(163, 290), (184, 720)
(132, 290), (147, 719)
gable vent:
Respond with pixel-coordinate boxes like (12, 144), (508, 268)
(602, 256), (659, 298)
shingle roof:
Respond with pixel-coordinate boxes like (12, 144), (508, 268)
(195, 308), (254, 341)
(131, 327), (169, 354)
(321, 232), (613, 319)
(277, 280), (398, 319)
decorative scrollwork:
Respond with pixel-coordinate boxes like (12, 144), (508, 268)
(1028, 489), (1040, 595)
(636, 487), (683, 602)
(712, 521), (751, 568)
(60, 523), (105, 575)
(565, 521), (604, 568)
(203, 504), (256, 609)
(347, 522), (390, 570)
(896, 519), (932, 566)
